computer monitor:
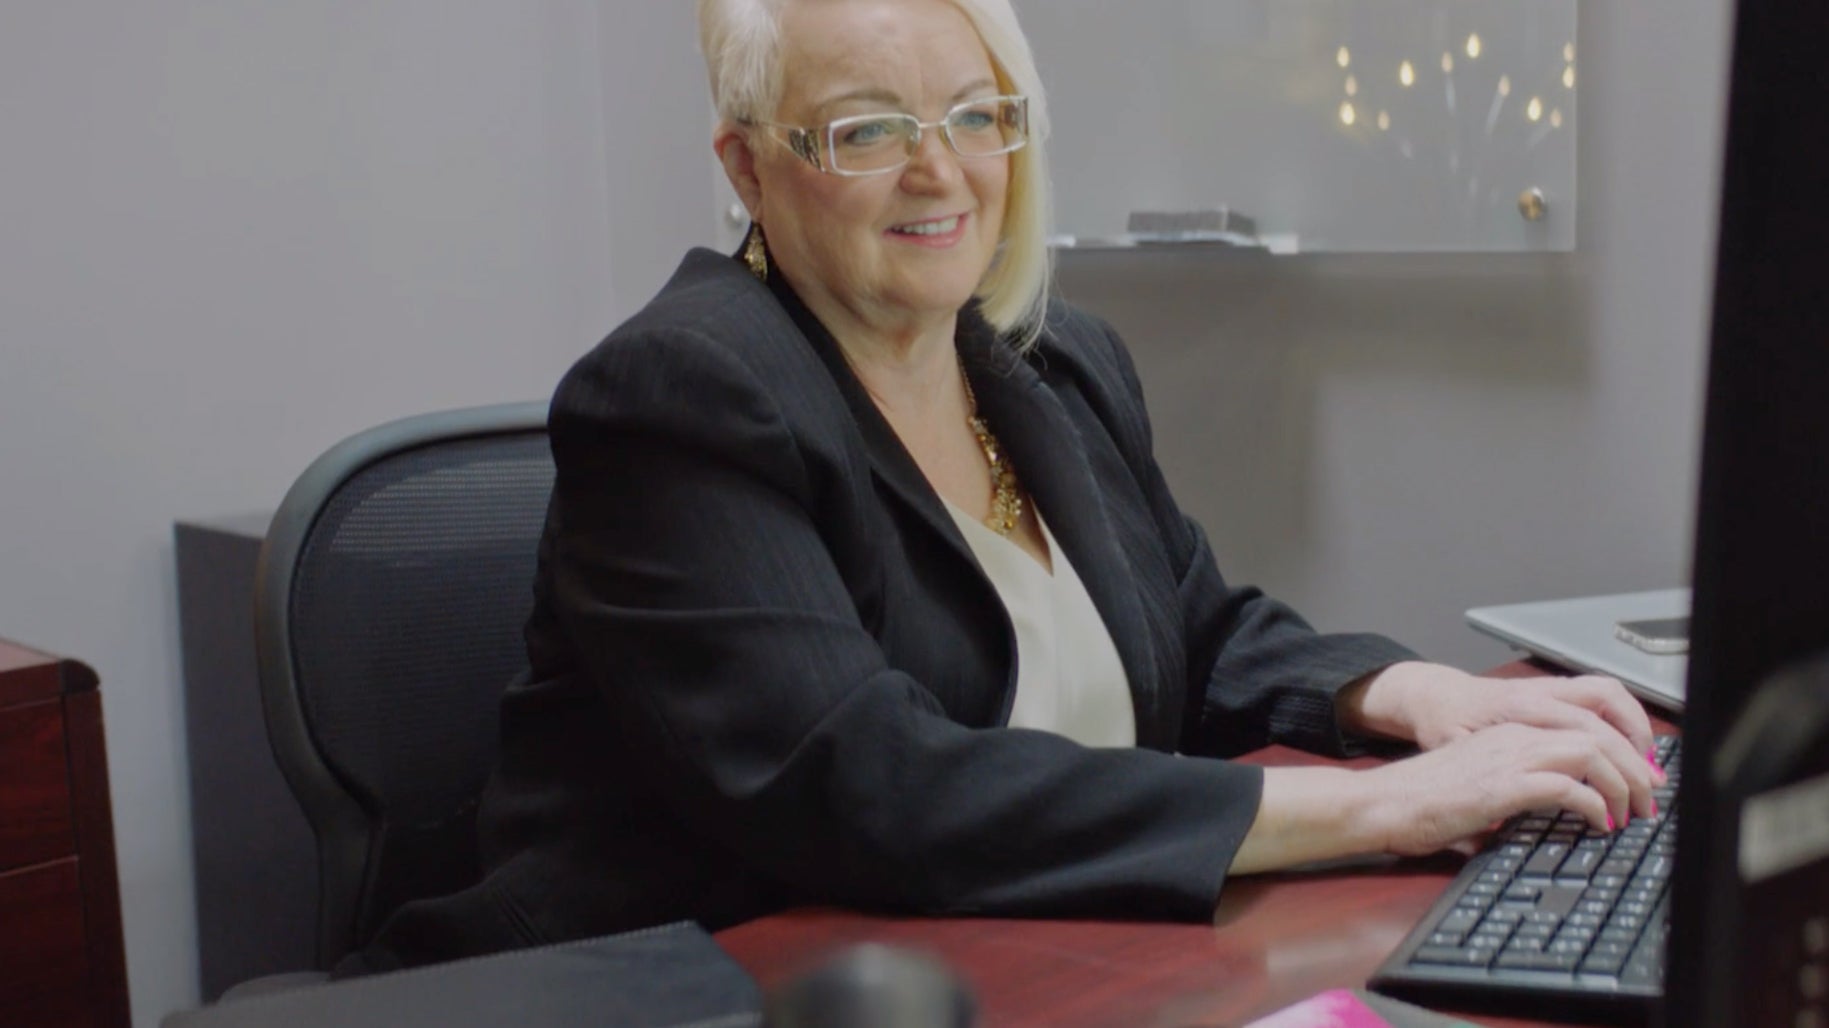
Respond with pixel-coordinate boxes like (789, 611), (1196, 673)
(1661, 3), (1829, 1026)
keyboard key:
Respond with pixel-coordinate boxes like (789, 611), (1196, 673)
(1412, 946), (1494, 968)
(1502, 883), (1543, 904)
(1522, 842), (1571, 879)
(1495, 950), (1579, 973)
(1586, 940), (1631, 961)
(1438, 909), (1481, 934)
(1599, 927), (1642, 947)
(1470, 928), (1514, 951)
(1580, 950), (1629, 976)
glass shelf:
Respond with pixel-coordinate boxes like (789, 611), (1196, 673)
(1022, 0), (1576, 253)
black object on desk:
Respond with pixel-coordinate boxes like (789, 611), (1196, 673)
(160, 921), (762, 1028)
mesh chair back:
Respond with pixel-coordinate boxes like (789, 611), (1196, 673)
(255, 403), (552, 968)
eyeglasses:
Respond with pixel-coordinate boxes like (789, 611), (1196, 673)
(747, 95), (1029, 177)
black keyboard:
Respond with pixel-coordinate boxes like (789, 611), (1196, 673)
(1369, 735), (1681, 1023)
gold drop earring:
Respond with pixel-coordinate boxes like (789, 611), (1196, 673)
(743, 222), (769, 281)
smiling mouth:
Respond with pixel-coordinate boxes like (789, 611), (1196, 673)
(889, 215), (964, 237)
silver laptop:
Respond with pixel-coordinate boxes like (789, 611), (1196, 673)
(1466, 588), (1690, 712)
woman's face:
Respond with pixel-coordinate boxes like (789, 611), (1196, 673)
(749, 0), (1010, 336)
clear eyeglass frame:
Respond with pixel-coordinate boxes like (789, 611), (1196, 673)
(747, 95), (1030, 177)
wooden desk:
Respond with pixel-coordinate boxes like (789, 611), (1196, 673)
(0, 640), (129, 1028)
(716, 766), (1549, 1026)
(717, 667), (1676, 1027)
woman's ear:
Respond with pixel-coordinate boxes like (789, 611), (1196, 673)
(714, 125), (765, 223)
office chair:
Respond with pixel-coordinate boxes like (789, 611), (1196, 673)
(252, 401), (553, 973)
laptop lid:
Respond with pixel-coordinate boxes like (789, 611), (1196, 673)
(1466, 588), (1690, 713)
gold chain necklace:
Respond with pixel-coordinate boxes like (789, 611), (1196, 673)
(960, 369), (1025, 535)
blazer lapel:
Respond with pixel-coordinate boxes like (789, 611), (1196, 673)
(764, 275), (986, 579)
(959, 324), (1169, 747)
(762, 271), (1165, 744)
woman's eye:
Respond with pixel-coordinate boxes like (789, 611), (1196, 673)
(953, 109), (996, 131)
(839, 120), (896, 147)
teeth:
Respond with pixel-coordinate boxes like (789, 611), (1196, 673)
(893, 216), (960, 236)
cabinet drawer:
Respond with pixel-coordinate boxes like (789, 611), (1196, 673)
(0, 700), (76, 872)
(0, 858), (89, 1007)
(0, 691), (74, 867)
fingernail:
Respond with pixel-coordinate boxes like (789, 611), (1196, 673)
(1606, 814), (1616, 831)
(1652, 800), (1660, 818)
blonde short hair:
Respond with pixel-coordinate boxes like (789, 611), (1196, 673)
(697, 0), (1054, 348)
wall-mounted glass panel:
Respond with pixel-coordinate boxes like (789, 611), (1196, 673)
(1018, 0), (1577, 252)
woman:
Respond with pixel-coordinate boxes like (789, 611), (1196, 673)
(361, 0), (1661, 970)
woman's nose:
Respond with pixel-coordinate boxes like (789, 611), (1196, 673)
(899, 129), (964, 191)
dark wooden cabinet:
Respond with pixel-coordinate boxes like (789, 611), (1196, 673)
(0, 640), (129, 1028)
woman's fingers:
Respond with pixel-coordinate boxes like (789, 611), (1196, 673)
(1503, 684), (1660, 820)
(1575, 739), (1632, 830)
(1369, 722), (1638, 856)
(1517, 769), (1612, 835)
(1551, 675), (1658, 755)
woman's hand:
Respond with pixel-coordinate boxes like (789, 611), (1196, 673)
(1360, 722), (1650, 856)
(1348, 661), (1655, 753)
(1231, 717), (1665, 874)
(1338, 661), (1665, 831)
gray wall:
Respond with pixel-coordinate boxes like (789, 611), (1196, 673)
(0, 1), (1729, 1024)
(0, 3), (685, 1024)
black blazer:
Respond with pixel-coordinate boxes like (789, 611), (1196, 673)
(363, 248), (1416, 970)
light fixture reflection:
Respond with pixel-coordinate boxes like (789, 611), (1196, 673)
(1498, 75), (1512, 97)
(1377, 110), (1391, 131)
(1466, 34), (1483, 59)
(1564, 42), (1576, 62)
(1345, 74), (1359, 96)
(1551, 108), (1563, 129)
(1441, 52), (1454, 74)
(1564, 65), (1577, 90)
(1399, 60), (1416, 87)
(1527, 97), (1544, 122)
(1340, 101), (1357, 126)
(1338, 46), (1352, 68)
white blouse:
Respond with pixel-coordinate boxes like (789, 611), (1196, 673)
(944, 502), (1137, 748)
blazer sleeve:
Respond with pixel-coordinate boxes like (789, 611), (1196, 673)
(544, 324), (1265, 922)
(1063, 311), (1421, 759)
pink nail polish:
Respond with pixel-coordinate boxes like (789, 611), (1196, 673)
(1652, 800), (1660, 818)
(1606, 814), (1616, 831)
